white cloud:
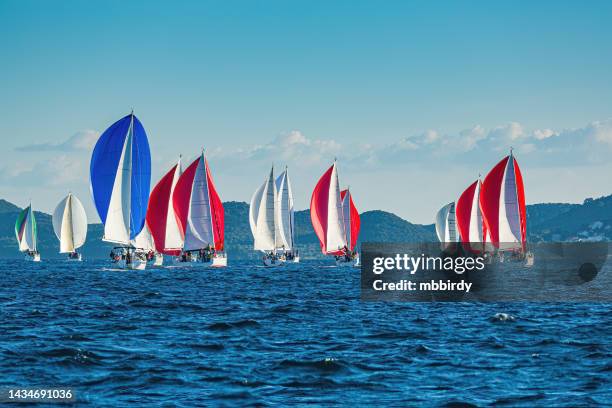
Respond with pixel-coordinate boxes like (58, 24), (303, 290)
(533, 128), (557, 140)
(15, 130), (99, 152)
(224, 130), (342, 167)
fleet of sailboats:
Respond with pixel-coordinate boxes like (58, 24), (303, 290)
(52, 193), (88, 261)
(310, 161), (361, 267)
(15, 112), (533, 269)
(249, 166), (299, 266)
(435, 150), (532, 263)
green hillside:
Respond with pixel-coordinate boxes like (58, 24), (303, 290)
(1, 194), (610, 259)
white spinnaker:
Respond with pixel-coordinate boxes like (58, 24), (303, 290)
(275, 169), (294, 250)
(498, 157), (522, 249)
(435, 202), (458, 243)
(253, 168), (277, 251)
(468, 182), (485, 243)
(132, 224), (155, 251)
(20, 207), (36, 252)
(53, 194), (88, 253)
(249, 182), (265, 238)
(184, 157), (214, 251)
(326, 163), (347, 252)
(164, 159), (184, 250)
(104, 117), (133, 244)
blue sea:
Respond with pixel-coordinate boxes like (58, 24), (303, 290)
(0, 260), (610, 407)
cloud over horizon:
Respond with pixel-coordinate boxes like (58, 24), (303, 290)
(15, 130), (100, 152)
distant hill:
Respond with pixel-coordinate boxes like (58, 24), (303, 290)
(0, 194), (609, 259)
(0, 200), (435, 260)
(528, 195), (612, 242)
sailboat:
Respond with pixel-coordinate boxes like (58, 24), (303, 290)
(90, 112), (152, 270)
(52, 193), (88, 261)
(435, 201), (459, 252)
(480, 150), (531, 263)
(310, 161), (360, 267)
(146, 157), (184, 266)
(250, 166), (281, 266)
(172, 152), (227, 267)
(276, 167), (299, 262)
(455, 179), (489, 254)
(249, 166), (298, 266)
(15, 204), (40, 262)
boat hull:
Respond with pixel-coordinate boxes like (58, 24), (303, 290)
(335, 254), (360, 268)
(262, 255), (285, 267)
(66, 253), (82, 262)
(152, 253), (164, 266)
(112, 258), (147, 270)
(25, 253), (41, 262)
(173, 252), (227, 268)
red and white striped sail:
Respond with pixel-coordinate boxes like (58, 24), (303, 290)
(456, 180), (488, 253)
(310, 162), (347, 255)
(340, 189), (360, 252)
(480, 152), (526, 251)
(172, 154), (224, 251)
(146, 158), (184, 255)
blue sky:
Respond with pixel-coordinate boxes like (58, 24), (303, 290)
(1, 1), (611, 223)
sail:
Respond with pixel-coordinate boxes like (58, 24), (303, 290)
(90, 113), (151, 245)
(480, 153), (527, 251)
(456, 180), (488, 253)
(146, 159), (184, 255)
(275, 168), (294, 250)
(341, 189), (360, 251)
(52, 193), (88, 253)
(250, 167), (277, 251)
(310, 162), (347, 255)
(173, 154), (224, 251)
(205, 158), (225, 251)
(435, 202), (458, 243)
(15, 205), (37, 252)
(131, 224), (156, 251)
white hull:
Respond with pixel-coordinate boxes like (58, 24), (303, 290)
(292, 256), (300, 263)
(113, 258), (147, 270)
(211, 254), (227, 267)
(152, 253), (164, 266)
(173, 252), (227, 268)
(262, 255), (285, 267)
(25, 253), (41, 262)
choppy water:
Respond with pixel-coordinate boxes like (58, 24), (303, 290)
(0, 260), (610, 407)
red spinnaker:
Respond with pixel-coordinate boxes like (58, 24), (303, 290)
(480, 155), (526, 250)
(205, 158), (225, 251)
(146, 163), (181, 255)
(172, 158), (199, 239)
(310, 164), (334, 254)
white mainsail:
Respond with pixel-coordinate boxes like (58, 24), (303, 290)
(183, 156), (215, 251)
(325, 163), (347, 253)
(274, 167), (294, 251)
(52, 193), (88, 253)
(250, 167), (277, 251)
(104, 116), (134, 244)
(165, 158), (184, 250)
(132, 224), (155, 251)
